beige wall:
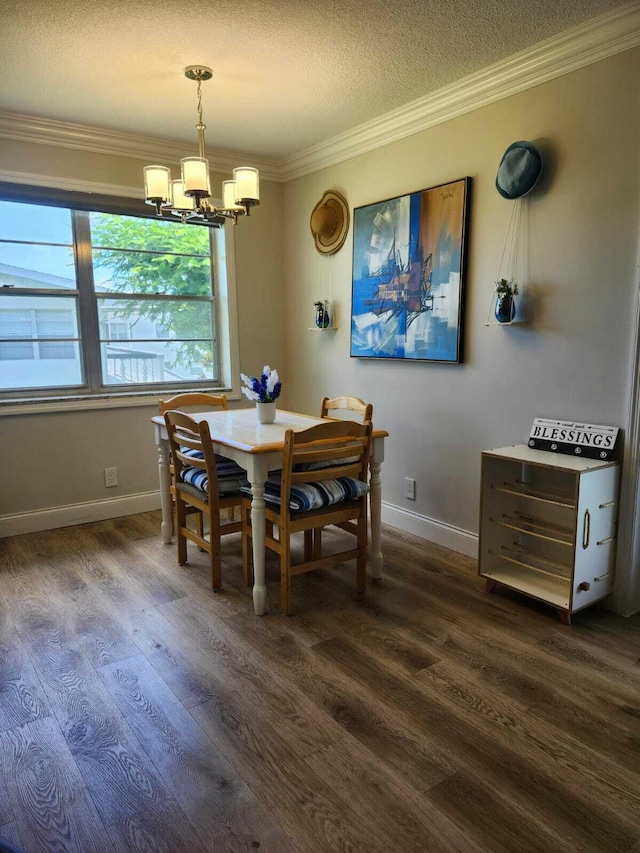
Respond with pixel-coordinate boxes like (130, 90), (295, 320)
(282, 49), (640, 609)
(0, 143), (285, 516)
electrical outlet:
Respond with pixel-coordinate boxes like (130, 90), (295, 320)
(404, 477), (416, 500)
(104, 467), (118, 488)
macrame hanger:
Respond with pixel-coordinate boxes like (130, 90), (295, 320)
(315, 253), (335, 328)
(498, 198), (523, 283)
(520, 198), (529, 291)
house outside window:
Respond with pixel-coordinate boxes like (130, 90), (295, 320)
(0, 190), (234, 400)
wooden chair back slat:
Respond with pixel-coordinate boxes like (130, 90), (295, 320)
(290, 463), (363, 484)
(293, 441), (364, 467)
(158, 392), (228, 415)
(320, 395), (373, 423)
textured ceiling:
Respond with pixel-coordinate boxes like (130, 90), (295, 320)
(0, 0), (630, 161)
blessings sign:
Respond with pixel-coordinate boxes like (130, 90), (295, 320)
(528, 418), (619, 460)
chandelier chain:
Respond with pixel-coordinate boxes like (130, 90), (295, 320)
(196, 75), (205, 129)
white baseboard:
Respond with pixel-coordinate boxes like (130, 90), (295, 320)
(382, 501), (478, 558)
(1, 494), (478, 561)
(0, 492), (162, 539)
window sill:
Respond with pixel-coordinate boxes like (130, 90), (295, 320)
(0, 387), (241, 416)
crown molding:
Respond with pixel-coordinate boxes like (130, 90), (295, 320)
(0, 112), (282, 183)
(0, 2), (638, 185)
(0, 168), (143, 198)
(279, 0), (640, 180)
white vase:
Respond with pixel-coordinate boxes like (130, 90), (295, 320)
(256, 401), (276, 424)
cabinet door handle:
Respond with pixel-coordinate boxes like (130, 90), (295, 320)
(582, 509), (591, 549)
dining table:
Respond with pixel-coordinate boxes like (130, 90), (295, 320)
(151, 407), (388, 615)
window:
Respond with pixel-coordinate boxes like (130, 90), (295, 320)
(0, 308), (77, 362)
(0, 191), (229, 399)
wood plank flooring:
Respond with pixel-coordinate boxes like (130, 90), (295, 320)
(1, 512), (639, 852)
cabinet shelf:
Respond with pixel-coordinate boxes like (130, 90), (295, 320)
(492, 511), (574, 546)
(493, 481), (575, 508)
(495, 546), (572, 581)
(483, 564), (571, 609)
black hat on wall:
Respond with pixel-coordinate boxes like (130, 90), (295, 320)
(496, 141), (543, 199)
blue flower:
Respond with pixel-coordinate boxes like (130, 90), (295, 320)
(241, 366), (282, 403)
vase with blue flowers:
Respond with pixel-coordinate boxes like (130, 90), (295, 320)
(241, 365), (282, 423)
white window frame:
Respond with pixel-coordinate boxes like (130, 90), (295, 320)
(0, 181), (241, 413)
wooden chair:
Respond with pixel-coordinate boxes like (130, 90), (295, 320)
(159, 393), (229, 536)
(164, 410), (249, 590)
(241, 420), (372, 615)
(320, 396), (373, 541)
(320, 395), (373, 423)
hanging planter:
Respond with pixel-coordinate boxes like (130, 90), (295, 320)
(314, 300), (330, 329)
(494, 279), (518, 324)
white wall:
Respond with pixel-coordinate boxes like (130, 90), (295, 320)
(282, 48), (640, 612)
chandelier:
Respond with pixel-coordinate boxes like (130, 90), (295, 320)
(143, 66), (259, 227)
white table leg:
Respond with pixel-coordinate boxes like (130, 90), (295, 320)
(250, 479), (268, 615)
(157, 439), (173, 545)
(369, 434), (385, 579)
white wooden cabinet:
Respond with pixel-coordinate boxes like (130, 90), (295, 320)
(478, 445), (619, 624)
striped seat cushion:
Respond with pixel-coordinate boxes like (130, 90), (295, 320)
(179, 455), (248, 496)
(241, 475), (369, 513)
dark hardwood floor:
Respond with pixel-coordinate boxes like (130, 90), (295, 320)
(1, 511), (639, 852)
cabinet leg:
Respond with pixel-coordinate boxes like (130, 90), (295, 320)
(485, 578), (498, 594)
(557, 609), (571, 626)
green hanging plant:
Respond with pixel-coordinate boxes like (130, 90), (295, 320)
(495, 278), (518, 297)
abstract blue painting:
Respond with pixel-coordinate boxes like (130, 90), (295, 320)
(350, 177), (470, 363)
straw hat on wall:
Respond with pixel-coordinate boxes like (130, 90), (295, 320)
(310, 190), (350, 254)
